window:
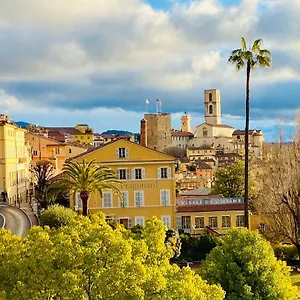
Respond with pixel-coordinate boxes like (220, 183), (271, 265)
(160, 189), (170, 206)
(135, 168), (142, 179)
(222, 216), (231, 228)
(102, 191), (112, 208)
(208, 216), (218, 229)
(237, 135), (241, 140)
(209, 105), (213, 114)
(118, 169), (128, 180)
(33, 150), (38, 156)
(75, 193), (82, 210)
(116, 147), (129, 158)
(181, 216), (191, 230)
(158, 167), (171, 179)
(55, 148), (61, 154)
(161, 215), (171, 228)
(195, 216), (205, 229)
(132, 168), (145, 180)
(236, 215), (244, 227)
(120, 191), (129, 207)
(203, 128), (207, 137)
(134, 191), (144, 207)
(69, 149), (72, 154)
(209, 92), (212, 101)
(135, 216), (145, 226)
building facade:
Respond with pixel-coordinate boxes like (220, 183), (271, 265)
(26, 133), (87, 172)
(144, 113), (172, 152)
(176, 196), (246, 235)
(71, 139), (176, 228)
(0, 115), (31, 204)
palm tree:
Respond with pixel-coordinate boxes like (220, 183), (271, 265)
(228, 37), (271, 228)
(53, 159), (120, 216)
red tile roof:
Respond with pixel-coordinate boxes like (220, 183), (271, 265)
(205, 123), (234, 129)
(233, 129), (262, 136)
(171, 130), (194, 137)
(45, 127), (82, 135)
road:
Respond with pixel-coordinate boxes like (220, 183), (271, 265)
(0, 205), (31, 237)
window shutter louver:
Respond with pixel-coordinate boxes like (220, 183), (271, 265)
(142, 168), (146, 179)
(115, 148), (119, 158)
(167, 167), (171, 179)
(176, 216), (182, 229)
(166, 190), (170, 205)
(126, 169), (130, 180)
(128, 218), (132, 228)
(132, 169), (135, 180)
(157, 167), (161, 179)
(125, 148), (129, 158)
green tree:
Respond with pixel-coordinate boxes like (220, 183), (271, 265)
(228, 37), (271, 228)
(0, 215), (225, 300)
(52, 159), (120, 216)
(212, 160), (256, 200)
(40, 205), (77, 228)
(201, 229), (298, 300)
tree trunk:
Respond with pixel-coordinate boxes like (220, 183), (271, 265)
(80, 191), (90, 216)
(244, 60), (251, 229)
(295, 243), (300, 264)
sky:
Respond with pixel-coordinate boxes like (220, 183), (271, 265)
(0, 0), (299, 141)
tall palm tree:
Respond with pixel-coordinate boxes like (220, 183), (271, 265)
(228, 37), (271, 228)
(53, 159), (120, 216)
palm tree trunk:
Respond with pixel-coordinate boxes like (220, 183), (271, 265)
(244, 60), (251, 229)
(80, 191), (90, 216)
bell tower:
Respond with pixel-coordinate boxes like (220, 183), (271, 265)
(204, 89), (221, 124)
(181, 112), (191, 132)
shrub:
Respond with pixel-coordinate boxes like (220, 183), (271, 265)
(201, 229), (298, 300)
(273, 243), (299, 261)
(40, 205), (77, 228)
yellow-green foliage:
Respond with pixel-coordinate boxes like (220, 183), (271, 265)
(0, 214), (225, 300)
(273, 243), (299, 260)
(201, 229), (298, 300)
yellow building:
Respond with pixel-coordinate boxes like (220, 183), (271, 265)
(71, 139), (176, 228)
(176, 195), (246, 235)
(26, 133), (87, 172)
(186, 145), (216, 161)
(74, 124), (94, 145)
(0, 115), (31, 204)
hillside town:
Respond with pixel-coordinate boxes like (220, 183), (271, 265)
(0, 0), (299, 298)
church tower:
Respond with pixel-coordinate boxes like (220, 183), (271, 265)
(204, 89), (221, 124)
(181, 112), (191, 132)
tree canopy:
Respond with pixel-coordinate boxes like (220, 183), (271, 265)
(201, 229), (298, 300)
(0, 214), (225, 300)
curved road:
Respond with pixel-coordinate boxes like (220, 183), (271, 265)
(0, 205), (31, 237)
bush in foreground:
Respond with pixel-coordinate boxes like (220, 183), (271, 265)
(40, 205), (77, 228)
(0, 214), (225, 300)
(201, 228), (298, 300)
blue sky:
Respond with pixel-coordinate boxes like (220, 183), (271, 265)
(0, 0), (299, 141)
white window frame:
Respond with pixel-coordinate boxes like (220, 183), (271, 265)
(120, 191), (129, 208)
(160, 189), (170, 206)
(208, 216), (218, 229)
(75, 192), (82, 210)
(222, 215), (231, 228)
(118, 168), (129, 180)
(236, 215), (245, 227)
(132, 168), (146, 180)
(134, 190), (144, 207)
(157, 167), (171, 179)
(161, 215), (171, 229)
(116, 147), (129, 159)
(135, 216), (145, 226)
(194, 216), (205, 229)
(102, 191), (113, 208)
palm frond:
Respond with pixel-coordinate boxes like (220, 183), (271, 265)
(241, 37), (247, 51)
(251, 39), (262, 52)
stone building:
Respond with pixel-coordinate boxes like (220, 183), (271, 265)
(143, 113), (172, 152)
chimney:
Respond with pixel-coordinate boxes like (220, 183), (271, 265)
(140, 118), (147, 147)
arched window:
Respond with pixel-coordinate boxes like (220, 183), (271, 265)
(209, 93), (212, 101)
(237, 135), (241, 140)
(203, 127), (207, 137)
(209, 105), (213, 114)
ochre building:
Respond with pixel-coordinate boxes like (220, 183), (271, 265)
(71, 139), (176, 228)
